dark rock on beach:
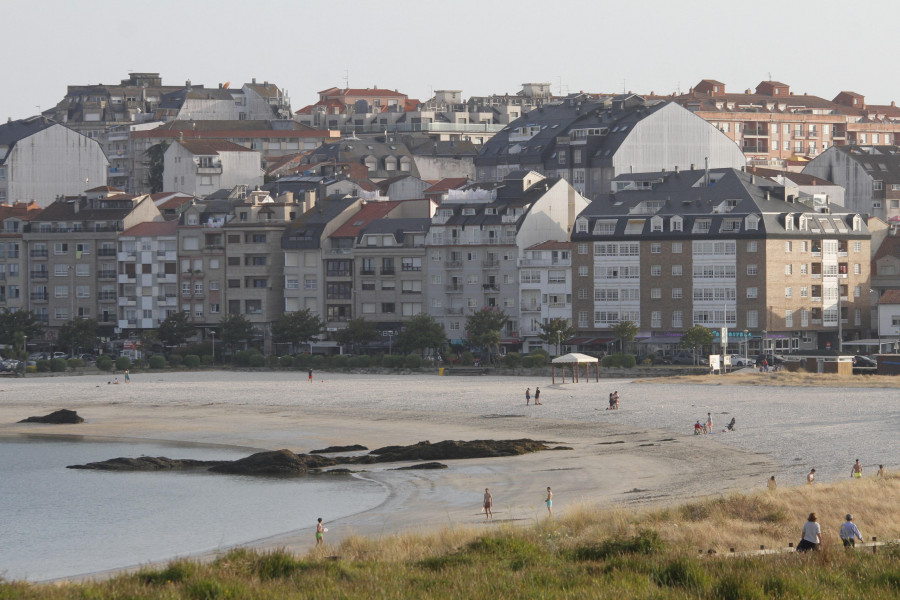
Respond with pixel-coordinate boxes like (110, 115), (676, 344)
(67, 456), (226, 471)
(208, 449), (339, 476)
(362, 439), (559, 463)
(19, 409), (84, 424)
(393, 462), (448, 470)
(309, 444), (368, 454)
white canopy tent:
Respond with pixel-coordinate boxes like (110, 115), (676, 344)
(551, 353), (599, 383)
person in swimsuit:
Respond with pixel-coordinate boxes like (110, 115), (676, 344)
(768, 475), (777, 491)
(483, 488), (493, 520)
(877, 465), (886, 478)
(525, 388), (531, 406)
(608, 393), (615, 410)
(851, 459), (863, 479)
(308, 368), (314, 383)
(545, 486), (553, 516)
(706, 412), (713, 433)
(807, 468), (816, 484)
(534, 387), (542, 405)
(316, 518), (324, 546)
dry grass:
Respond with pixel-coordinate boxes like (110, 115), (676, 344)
(638, 370), (900, 388)
(324, 475), (900, 562)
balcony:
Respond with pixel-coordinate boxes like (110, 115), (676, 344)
(482, 259), (499, 268)
(197, 166), (223, 174)
(98, 271), (116, 280)
(521, 303), (541, 312)
(482, 284), (499, 292)
(401, 265), (422, 272)
(30, 293), (48, 301)
(99, 292), (116, 301)
(446, 307), (464, 315)
(380, 268), (395, 276)
(98, 248), (116, 257)
(444, 260), (462, 269)
(445, 285), (463, 293)
(30, 250), (48, 258)
(360, 268), (376, 276)
(29, 270), (48, 279)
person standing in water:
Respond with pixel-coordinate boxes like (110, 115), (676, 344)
(851, 459), (863, 479)
(545, 486), (553, 516)
(807, 468), (816, 484)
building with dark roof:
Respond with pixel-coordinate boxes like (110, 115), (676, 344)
(163, 140), (262, 197)
(0, 116), (109, 207)
(571, 168), (872, 355)
(802, 145), (900, 221)
(476, 95), (745, 201)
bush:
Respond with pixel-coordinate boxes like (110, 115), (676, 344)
(67, 358), (84, 369)
(404, 354), (423, 369)
(249, 353), (266, 368)
(348, 355), (373, 368)
(201, 354), (214, 366)
(148, 355), (167, 369)
(529, 352), (548, 367)
(168, 354), (184, 367)
(311, 354), (326, 368)
(521, 355), (535, 368)
(460, 351), (475, 366)
(96, 356), (113, 371)
(115, 356), (131, 371)
(36, 359), (51, 372)
(49, 357), (68, 372)
(232, 351), (251, 367)
(26, 365), (37, 373)
(503, 352), (522, 368)
(381, 354), (403, 368)
(266, 355), (279, 368)
(183, 354), (201, 368)
(278, 355), (295, 368)
(327, 354), (350, 369)
(601, 353), (637, 368)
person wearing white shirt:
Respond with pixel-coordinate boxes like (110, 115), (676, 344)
(797, 512), (821, 552)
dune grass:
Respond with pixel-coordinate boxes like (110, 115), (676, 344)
(639, 369), (900, 388)
(4, 476), (898, 599)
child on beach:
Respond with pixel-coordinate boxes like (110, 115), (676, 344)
(545, 487), (553, 517)
(483, 488), (493, 520)
(767, 476), (777, 491)
(807, 468), (816, 484)
(316, 518), (325, 546)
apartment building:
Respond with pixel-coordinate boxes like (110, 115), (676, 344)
(0, 117), (109, 207)
(164, 140), (263, 197)
(116, 221), (178, 333)
(571, 168), (872, 356)
(675, 79), (900, 166)
(425, 171), (588, 348)
(22, 190), (162, 340)
(476, 94), (745, 200)
(223, 190), (300, 351)
(0, 202), (41, 312)
(802, 145), (900, 221)
(518, 241), (573, 353)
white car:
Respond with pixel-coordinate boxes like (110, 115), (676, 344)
(729, 355), (753, 367)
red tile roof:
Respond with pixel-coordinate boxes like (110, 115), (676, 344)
(120, 220), (178, 237)
(877, 289), (900, 305)
(330, 201), (404, 238)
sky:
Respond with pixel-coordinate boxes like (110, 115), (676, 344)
(3, 0), (899, 123)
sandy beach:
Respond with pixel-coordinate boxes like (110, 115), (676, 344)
(1, 369), (895, 579)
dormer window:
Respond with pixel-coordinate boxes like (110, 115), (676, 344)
(852, 214), (862, 231)
(799, 215), (808, 231)
(576, 218), (588, 233)
(650, 216), (663, 232)
(721, 218), (741, 232)
(671, 216), (683, 232)
(693, 219), (711, 233)
(785, 214), (794, 231)
(462, 208), (476, 216)
(745, 214), (759, 231)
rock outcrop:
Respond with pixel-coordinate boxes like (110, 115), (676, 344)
(309, 444), (368, 454)
(208, 449), (337, 476)
(19, 409), (84, 424)
(67, 456), (226, 471)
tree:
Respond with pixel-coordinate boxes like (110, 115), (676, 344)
(57, 318), (99, 355)
(537, 317), (575, 355)
(680, 325), (714, 365)
(144, 141), (169, 193)
(465, 308), (508, 365)
(219, 314), (255, 351)
(335, 317), (377, 354)
(397, 314), (446, 355)
(0, 309), (44, 357)
(157, 312), (196, 348)
(271, 309), (324, 351)
(611, 320), (639, 354)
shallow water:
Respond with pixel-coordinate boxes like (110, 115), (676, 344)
(0, 435), (387, 582)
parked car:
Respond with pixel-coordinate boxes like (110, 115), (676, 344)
(51, 352), (68, 360)
(729, 354), (753, 367)
(670, 350), (700, 365)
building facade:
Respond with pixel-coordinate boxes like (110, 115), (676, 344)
(164, 140), (263, 197)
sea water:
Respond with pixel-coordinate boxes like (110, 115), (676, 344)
(0, 435), (387, 582)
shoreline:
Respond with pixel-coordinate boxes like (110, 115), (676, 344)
(4, 370), (880, 582)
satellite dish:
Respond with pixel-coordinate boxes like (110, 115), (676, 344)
(223, 81), (231, 89)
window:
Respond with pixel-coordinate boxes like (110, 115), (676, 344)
(854, 241), (861, 253)
(672, 310), (683, 328)
(785, 310), (793, 327)
(651, 288), (661, 299)
(672, 265), (682, 276)
(578, 266), (588, 277)
(577, 243), (588, 254)
(650, 265), (661, 276)
(651, 311), (661, 328)
(785, 264), (792, 275)
(800, 263), (808, 275)
(747, 241), (758, 252)
(874, 181), (883, 191)
(785, 241), (792, 252)
(800, 286), (808, 298)
(746, 310), (759, 328)
(672, 288), (682, 299)
(746, 287), (758, 298)
(672, 242), (682, 254)
(855, 285), (861, 297)
(54, 264), (69, 276)
(651, 243), (661, 254)
(746, 264), (758, 275)
(54, 285), (68, 298)
(76, 285), (89, 298)
(854, 263), (861, 275)
(785, 287), (792, 298)
(194, 282), (203, 294)
(54, 243), (68, 255)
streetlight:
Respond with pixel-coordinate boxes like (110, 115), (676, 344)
(743, 329), (749, 361)
(210, 330), (216, 365)
(762, 330), (767, 356)
(22, 335), (27, 377)
(557, 330), (561, 357)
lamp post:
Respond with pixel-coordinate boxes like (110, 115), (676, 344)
(22, 335), (27, 377)
(557, 330), (561, 357)
(210, 330), (216, 364)
(743, 329), (749, 362)
(837, 280), (843, 354)
(762, 330), (767, 356)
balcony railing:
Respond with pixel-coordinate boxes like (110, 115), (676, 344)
(30, 270), (48, 279)
(446, 307), (464, 315)
(30, 293), (48, 301)
(482, 284), (499, 292)
(98, 248), (116, 257)
(445, 285), (463, 293)
(444, 260), (462, 269)
(360, 269), (376, 275)
(98, 271), (117, 279)
(30, 250), (48, 258)
(380, 268), (395, 275)
(482, 259), (499, 268)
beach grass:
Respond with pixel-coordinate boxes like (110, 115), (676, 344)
(5, 476), (898, 599)
(638, 369), (900, 388)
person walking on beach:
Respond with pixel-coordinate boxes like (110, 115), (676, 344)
(807, 468), (816, 484)
(706, 412), (713, 433)
(316, 518), (325, 546)
(525, 387), (531, 406)
(534, 387), (542, 405)
(483, 488), (493, 520)
(308, 368), (313, 383)
(545, 486), (553, 517)
(851, 459), (863, 479)
(124, 369), (130, 383)
(612, 391), (619, 409)
(840, 514), (863, 548)
(767, 475), (777, 491)
(797, 513), (821, 552)
(608, 392), (615, 410)
(877, 464), (886, 478)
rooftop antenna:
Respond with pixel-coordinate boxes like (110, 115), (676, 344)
(557, 76), (562, 96)
(622, 79), (626, 94)
(343, 69), (349, 90)
(768, 71), (772, 81)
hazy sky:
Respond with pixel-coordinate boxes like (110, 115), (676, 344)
(3, 0), (899, 122)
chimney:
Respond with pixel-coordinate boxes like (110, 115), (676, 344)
(252, 78), (256, 84)
(674, 165), (679, 174)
